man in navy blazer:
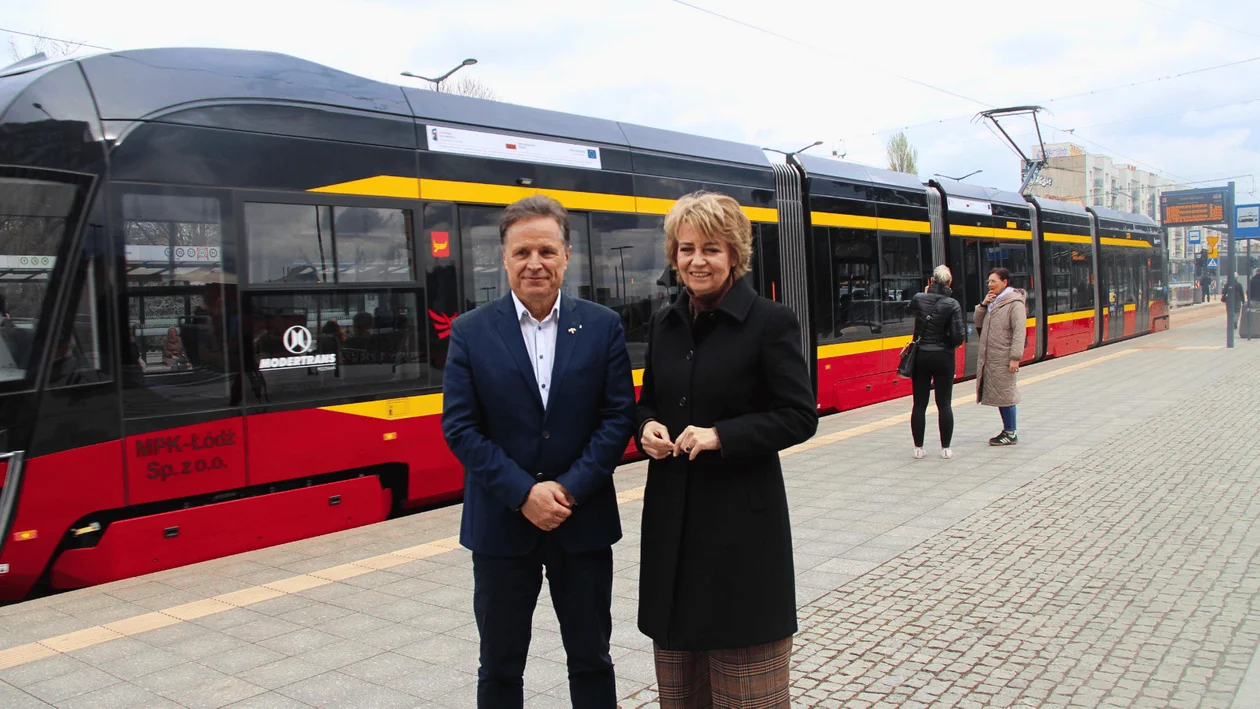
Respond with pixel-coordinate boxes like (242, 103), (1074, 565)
(442, 195), (635, 709)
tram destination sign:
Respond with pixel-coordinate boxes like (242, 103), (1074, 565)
(1160, 187), (1226, 227)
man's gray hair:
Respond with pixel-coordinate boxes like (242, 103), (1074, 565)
(932, 265), (953, 285)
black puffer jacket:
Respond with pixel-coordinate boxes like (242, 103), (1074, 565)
(909, 283), (966, 352)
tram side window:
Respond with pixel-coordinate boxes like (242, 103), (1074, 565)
(830, 227), (881, 341)
(0, 176), (82, 384)
(590, 213), (669, 369)
(245, 204), (413, 284)
(880, 234), (923, 339)
(980, 241), (1037, 318)
(1048, 244), (1094, 313)
(1148, 250), (1166, 301)
(460, 206), (592, 312)
(245, 290), (424, 405)
(121, 191), (235, 417)
(1046, 244), (1068, 315)
(333, 207), (414, 283)
(47, 254), (112, 388)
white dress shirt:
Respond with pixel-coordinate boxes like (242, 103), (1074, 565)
(511, 292), (561, 409)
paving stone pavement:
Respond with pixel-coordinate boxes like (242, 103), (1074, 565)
(0, 308), (1255, 708)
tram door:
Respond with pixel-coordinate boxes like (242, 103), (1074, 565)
(1101, 250), (1125, 341)
(959, 239), (984, 376)
(1135, 253), (1152, 333)
(959, 238), (1036, 376)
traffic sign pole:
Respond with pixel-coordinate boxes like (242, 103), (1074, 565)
(1226, 182), (1235, 348)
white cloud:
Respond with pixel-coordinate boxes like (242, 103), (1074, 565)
(5, 0), (1260, 192)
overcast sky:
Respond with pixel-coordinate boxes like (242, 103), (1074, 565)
(5, 0), (1259, 197)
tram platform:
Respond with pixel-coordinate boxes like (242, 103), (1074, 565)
(0, 303), (1257, 709)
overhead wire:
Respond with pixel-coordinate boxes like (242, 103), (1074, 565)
(670, 0), (992, 109)
(0, 27), (111, 52)
(1130, 0), (1260, 44)
(865, 52), (1260, 138)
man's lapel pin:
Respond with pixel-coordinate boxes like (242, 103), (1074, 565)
(568, 327), (577, 334)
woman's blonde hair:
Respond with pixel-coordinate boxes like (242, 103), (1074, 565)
(663, 191), (753, 279)
(932, 264), (953, 285)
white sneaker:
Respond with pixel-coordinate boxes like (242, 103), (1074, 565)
(914, 447), (926, 460)
(942, 448), (953, 459)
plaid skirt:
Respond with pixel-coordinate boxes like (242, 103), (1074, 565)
(653, 636), (793, 709)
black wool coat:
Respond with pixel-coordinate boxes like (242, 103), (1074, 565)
(635, 278), (818, 651)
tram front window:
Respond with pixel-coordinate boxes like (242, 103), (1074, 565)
(0, 176), (82, 383)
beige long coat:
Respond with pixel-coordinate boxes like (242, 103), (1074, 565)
(974, 289), (1027, 407)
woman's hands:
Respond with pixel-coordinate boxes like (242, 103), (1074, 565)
(673, 426), (721, 461)
(641, 421), (674, 460)
(642, 422), (723, 461)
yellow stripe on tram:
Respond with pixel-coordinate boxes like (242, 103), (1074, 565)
(1047, 309), (1094, 325)
(1043, 231), (1093, 244)
(1100, 237), (1152, 248)
(320, 394), (444, 420)
(950, 224), (1033, 240)
(810, 212), (931, 234)
(310, 177), (778, 222)
(319, 369), (649, 420)
(816, 336), (912, 361)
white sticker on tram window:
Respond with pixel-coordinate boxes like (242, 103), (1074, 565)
(0, 255), (56, 270)
(426, 124), (602, 170)
(124, 245), (220, 263)
(949, 197), (993, 216)
(258, 354), (338, 372)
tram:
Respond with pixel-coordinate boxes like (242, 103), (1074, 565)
(0, 48), (1166, 600)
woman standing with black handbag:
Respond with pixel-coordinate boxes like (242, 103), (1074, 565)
(907, 265), (966, 460)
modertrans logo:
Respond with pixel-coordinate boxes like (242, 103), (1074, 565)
(258, 325), (336, 371)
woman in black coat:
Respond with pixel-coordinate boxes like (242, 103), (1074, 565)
(907, 265), (966, 460)
(636, 191), (817, 708)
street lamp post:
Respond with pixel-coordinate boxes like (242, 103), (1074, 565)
(401, 58), (478, 93)
(609, 246), (634, 304)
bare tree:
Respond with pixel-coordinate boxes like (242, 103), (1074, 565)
(7, 34), (84, 64)
(446, 75), (497, 101)
(886, 131), (920, 175)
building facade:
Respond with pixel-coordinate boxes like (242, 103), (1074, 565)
(1023, 142), (1190, 258)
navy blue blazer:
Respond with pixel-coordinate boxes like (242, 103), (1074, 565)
(442, 293), (635, 557)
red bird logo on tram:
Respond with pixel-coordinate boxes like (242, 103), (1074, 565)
(429, 310), (459, 339)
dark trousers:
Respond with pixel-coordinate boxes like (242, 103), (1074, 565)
(911, 348), (956, 448)
(472, 535), (615, 709)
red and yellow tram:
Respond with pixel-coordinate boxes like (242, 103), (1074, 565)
(0, 48), (1167, 600)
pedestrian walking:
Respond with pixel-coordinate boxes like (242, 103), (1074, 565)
(635, 191), (817, 709)
(1224, 275), (1245, 331)
(1200, 274), (1211, 303)
(908, 265), (966, 460)
(442, 195), (636, 708)
(975, 267), (1027, 446)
